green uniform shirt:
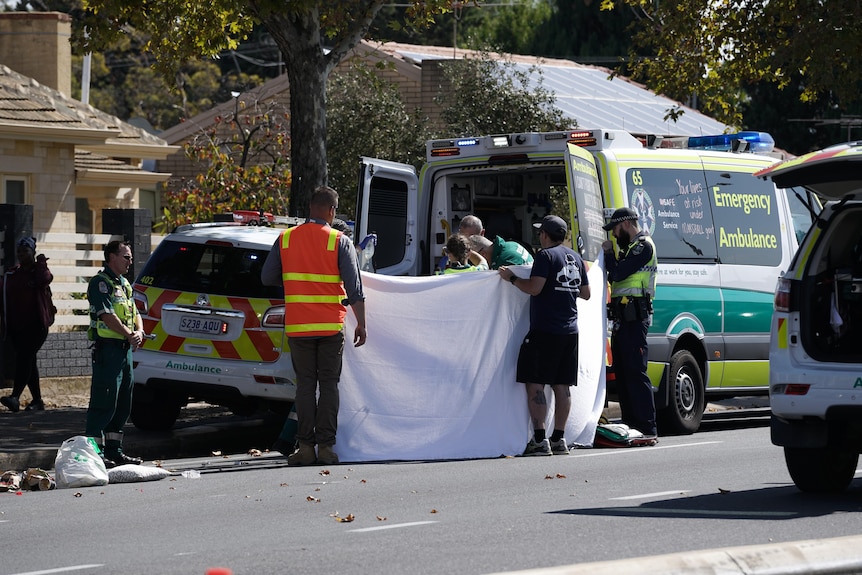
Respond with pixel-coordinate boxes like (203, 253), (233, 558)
(490, 236), (534, 269)
(88, 268), (137, 340)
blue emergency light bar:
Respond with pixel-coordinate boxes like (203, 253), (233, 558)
(687, 132), (775, 153)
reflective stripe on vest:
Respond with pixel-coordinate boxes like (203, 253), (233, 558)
(610, 235), (657, 299)
(280, 225), (346, 337)
(90, 271), (136, 340)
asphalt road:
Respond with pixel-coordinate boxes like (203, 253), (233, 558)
(2, 425), (861, 575)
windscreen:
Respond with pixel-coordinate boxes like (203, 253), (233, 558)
(136, 240), (282, 299)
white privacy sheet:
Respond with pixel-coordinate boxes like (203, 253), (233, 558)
(337, 254), (607, 462)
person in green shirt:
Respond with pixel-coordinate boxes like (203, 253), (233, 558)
(469, 234), (534, 270)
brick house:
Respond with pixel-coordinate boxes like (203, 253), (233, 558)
(0, 12), (177, 235)
(157, 39), (730, 205)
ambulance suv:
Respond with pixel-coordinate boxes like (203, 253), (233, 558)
(756, 143), (862, 492)
(356, 129), (819, 434)
(130, 223), (293, 430)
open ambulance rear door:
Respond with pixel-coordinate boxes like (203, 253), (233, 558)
(563, 143), (607, 262)
(356, 157), (420, 276)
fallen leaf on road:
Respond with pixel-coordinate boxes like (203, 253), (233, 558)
(319, 469), (331, 476)
(248, 449), (262, 457)
(377, 516), (387, 521)
(430, 509), (438, 514)
(307, 496), (320, 503)
(335, 514), (355, 523)
(73, 492), (83, 497)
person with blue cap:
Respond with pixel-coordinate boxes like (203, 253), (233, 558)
(499, 215), (591, 456)
(602, 206), (658, 443)
(1, 237), (54, 412)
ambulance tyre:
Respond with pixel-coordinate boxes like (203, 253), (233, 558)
(131, 388), (183, 431)
(784, 447), (858, 493)
(658, 350), (704, 436)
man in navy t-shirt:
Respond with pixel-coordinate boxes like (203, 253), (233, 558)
(499, 215), (591, 456)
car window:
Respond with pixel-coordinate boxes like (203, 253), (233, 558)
(785, 186), (818, 245)
(137, 239), (282, 299)
(624, 167), (718, 261)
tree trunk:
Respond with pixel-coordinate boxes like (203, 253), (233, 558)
(264, 9), (329, 218)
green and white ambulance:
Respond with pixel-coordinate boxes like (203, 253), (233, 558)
(355, 129), (818, 433)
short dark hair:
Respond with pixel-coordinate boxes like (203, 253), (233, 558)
(310, 186), (339, 209)
(104, 240), (131, 261)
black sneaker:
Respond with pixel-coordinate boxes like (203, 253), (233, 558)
(25, 399), (45, 411)
(0, 396), (20, 413)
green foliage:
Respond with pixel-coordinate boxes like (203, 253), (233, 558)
(70, 33), (265, 131)
(157, 99), (292, 231)
(435, 52), (571, 136)
(604, 0), (862, 129)
(326, 62), (431, 219)
(460, 1), (553, 55)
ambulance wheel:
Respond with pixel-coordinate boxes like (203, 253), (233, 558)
(131, 389), (182, 431)
(784, 447), (858, 493)
(658, 350), (704, 435)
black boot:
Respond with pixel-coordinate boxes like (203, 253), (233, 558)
(105, 448), (143, 465)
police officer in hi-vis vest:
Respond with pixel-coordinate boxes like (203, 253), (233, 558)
(86, 240), (145, 467)
(602, 207), (658, 442)
(261, 186), (367, 466)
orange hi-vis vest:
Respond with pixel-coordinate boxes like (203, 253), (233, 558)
(280, 224), (347, 338)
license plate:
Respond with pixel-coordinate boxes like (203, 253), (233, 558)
(179, 317), (224, 335)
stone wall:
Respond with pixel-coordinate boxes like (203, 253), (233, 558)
(37, 331), (91, 378)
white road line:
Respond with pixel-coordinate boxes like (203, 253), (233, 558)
(349, 520), (438, 533)
(8, 565), (104, 575)
(610, 490), (691, 500)
(572, 441), (722, 457)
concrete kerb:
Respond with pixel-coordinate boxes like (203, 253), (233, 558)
(486, 534), (862, 575)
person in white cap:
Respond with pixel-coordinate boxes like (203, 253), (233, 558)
(602, 207), (658, 443)
(499, 215), (591, 456)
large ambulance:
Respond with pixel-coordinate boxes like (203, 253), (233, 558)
(355, 129), (819, 433)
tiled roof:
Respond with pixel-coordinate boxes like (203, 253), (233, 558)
(0, 64), (172, 150)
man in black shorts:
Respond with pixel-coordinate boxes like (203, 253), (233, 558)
(499, 215), (591, 456)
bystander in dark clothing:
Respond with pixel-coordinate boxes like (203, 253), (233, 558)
(0, 237), (53, 412)
(499, 215), (591, 456)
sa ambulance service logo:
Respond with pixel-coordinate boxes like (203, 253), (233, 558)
(630, 188), (656, 235)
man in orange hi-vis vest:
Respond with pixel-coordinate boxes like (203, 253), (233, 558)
(262, 186), (367, 466)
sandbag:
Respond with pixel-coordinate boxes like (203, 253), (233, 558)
(108, 464), (171, 483)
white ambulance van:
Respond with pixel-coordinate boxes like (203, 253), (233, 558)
(355, 129), (819, 433)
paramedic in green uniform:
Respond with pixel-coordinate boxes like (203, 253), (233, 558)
(85, 240), (145, 467)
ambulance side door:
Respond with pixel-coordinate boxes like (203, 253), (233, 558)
(356, 157), (419, 276)
(563, 143), (606, 262)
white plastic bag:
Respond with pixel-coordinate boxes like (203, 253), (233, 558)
(54, 436), (109, 489)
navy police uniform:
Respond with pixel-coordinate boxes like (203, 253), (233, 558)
(604, 221), (658, 437)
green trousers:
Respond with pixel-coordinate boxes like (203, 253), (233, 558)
(85, 339), (134, 445)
